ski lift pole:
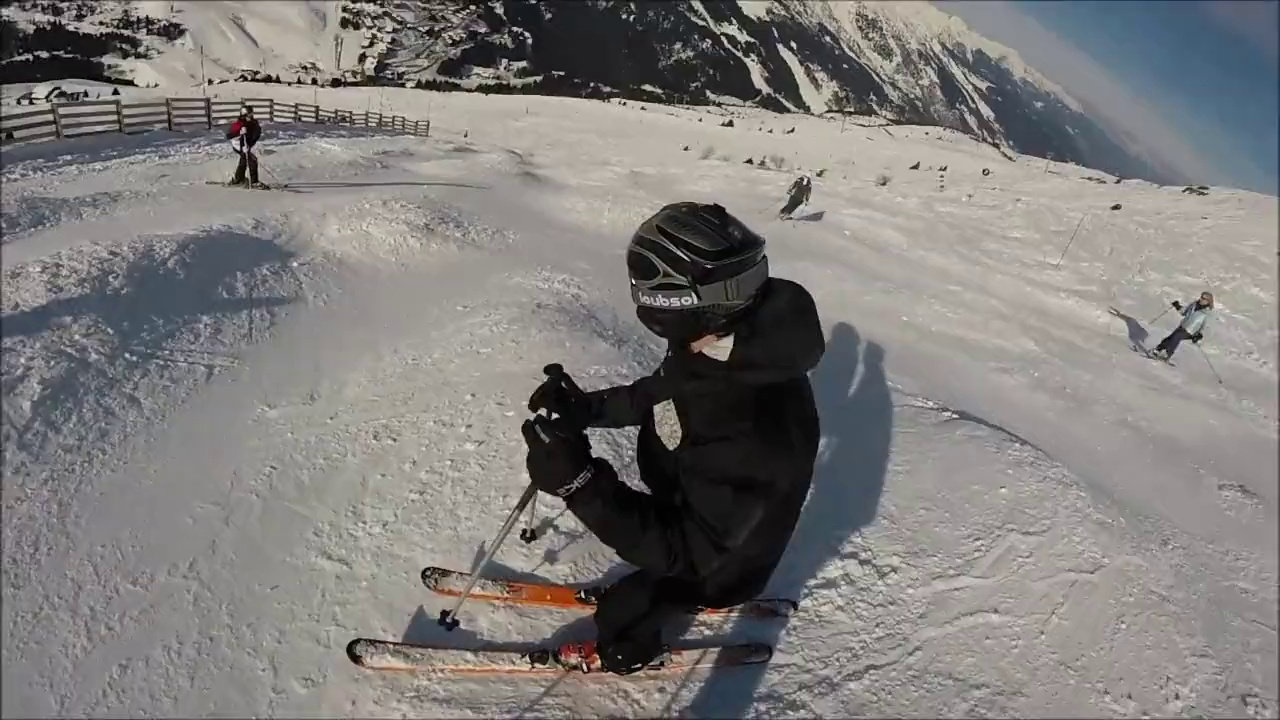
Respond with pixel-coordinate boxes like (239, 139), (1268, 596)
(438, 482), (539, 631)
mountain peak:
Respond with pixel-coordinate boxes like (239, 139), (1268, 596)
(0, 0), (1168, 183)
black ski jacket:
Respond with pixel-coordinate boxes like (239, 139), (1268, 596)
(566, 278), (824, 607)
(787, 178), (811, 204)
(227, 117), (262, 149)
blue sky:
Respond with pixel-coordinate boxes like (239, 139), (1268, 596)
(936, 1), (1279, 195)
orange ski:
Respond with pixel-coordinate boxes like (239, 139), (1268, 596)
(420, 566), (797, 618)
(346, 637), (773, 675)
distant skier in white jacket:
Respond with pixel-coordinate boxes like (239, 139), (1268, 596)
(1153, 291), (1213, 360)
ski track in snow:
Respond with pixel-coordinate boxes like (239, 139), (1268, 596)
(1, 83), (1276, 718)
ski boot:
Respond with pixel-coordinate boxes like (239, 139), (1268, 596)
(551, 640), (601, 673)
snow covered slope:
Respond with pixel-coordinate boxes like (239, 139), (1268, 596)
(1, 0), (1168, 185)
(1, 84), (1276, 718)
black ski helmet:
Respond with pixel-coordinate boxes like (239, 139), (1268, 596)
(626, 202), (769, 341)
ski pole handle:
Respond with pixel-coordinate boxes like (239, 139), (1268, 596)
(543, 362), (585, 397)
(438, 482), (538, 631)
(538, 363), (591, 432)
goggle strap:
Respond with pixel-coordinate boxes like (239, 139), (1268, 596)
(631, 256), (768, 309)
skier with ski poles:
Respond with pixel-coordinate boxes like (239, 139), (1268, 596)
(1151, 290), (1213, 361)
(779, 174), (811, 219)
(522, 201), (825, 675)
(226, 104), (264, 188)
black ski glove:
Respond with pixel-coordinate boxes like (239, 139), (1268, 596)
(1191, 332), (1203, 344)
(528, 363), (595, 430)
(1172, 301), (1183, 310)
(521, 415), (597, 499)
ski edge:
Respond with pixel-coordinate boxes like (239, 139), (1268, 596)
(346, 638), (773, 675)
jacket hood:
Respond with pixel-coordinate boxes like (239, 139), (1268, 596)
(669, 278), (824, 385)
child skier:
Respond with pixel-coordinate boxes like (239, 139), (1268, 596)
(1152, 291), (1213, 360)
(226, 105), (264, 188)
(522, 201), (824, 674)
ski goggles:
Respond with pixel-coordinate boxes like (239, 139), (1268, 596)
(629, 250), (769, 310)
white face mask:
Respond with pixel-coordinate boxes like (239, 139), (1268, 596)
(698, 333), (735, 362)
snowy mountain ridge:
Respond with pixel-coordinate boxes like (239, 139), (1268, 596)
(2, 0), (1173, 185)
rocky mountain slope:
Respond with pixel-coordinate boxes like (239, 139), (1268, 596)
(0, 0), (1175, 184)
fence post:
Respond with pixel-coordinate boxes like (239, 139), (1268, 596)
(165, 98), (174, 131)
(425, 120), (430, 137)
(269, 98), (276, 123)
(204, 97), (212, 129)
(51, 104), (64, 138)
(115, 99), (125, 133)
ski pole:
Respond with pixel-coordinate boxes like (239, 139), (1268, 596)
(519, 491), (539, 543)
(1053, 213), (1088, 269)
(1149, 306), (1172, 325)
(439, 362), (579, 629)
(517, 363), (586, 544)
(1196, 345), (1224, 385)
(438, 482), (538, 631)
(257, 155), (284, 186)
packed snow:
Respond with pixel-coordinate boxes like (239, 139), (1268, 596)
(1, 82), (1276, 718)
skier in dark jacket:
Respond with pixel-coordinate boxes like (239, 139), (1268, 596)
(522, 201), (824, 674)
(1152, 290), (1213, 360)
(226, 104), (263, 187)
(779, 175), (811, 218)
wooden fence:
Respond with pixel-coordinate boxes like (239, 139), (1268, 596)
(0, 96), (430, 146)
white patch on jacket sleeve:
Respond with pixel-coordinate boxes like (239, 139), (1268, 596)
(653, 399), (683, 450)
(700, 333), (735, 362)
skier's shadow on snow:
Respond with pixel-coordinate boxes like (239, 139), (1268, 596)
(682, 321), (892, 718)
(793, 210), (825, 222)
(1108, 306), (1149, 349)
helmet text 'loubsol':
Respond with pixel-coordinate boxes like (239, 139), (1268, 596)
(637, 293), (698, 308)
